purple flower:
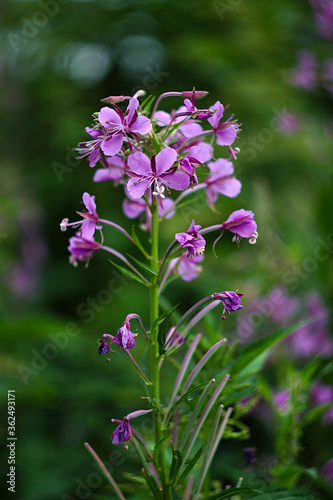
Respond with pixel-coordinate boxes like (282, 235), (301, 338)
(98, 336), (111, 355)
(205, 159), (242, 209)
(213, 291), (244, 318)
(113, 320), (136, 350)
(98, 97), (152, 157)
(222, 209), (258, 245)
(112, 417), (132, 446)
(322, 58), (333, 97)
(93, 155), (124, 183)
(177, 252), (204, 282)
(289, 50), (317, 91)
(175, 220), (206, 257)
(122, 188), (175, 230)
(273, 389), (291, 413)
(127, 147), (189, 203)
(276, 111), (300, 135)
(68, 234), (100, 267)
(76, 126), (103, 168)
(310, 382), (333, 405)
(322, 457), (333, 484)
(208, 101), (238, 146)
(60, 192), (101, 239)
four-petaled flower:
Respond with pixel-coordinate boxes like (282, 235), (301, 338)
(175, 220), (206, 257)
(213, 291), (244, 318)
(60, 192), (101, 239)
(99, 97), (152, 157)
(208, 101), (238, 146)
(68, 234), (100, 267)
(205, 159), (242, 209)
(127, 147), (189, 204)
(222, 209), (258, 245)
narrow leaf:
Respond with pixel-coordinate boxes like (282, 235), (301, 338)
(109, 259), (149, 287)
(144, 474), (164, 500)
(84, 442), (126, 500)
(194, 407), (233, 499)
(131, 225), (150, 259)
(177, 445), (203, 484)
(207, 486), (260, 500)
(230, 319), (317, 378)
(164, 334), (201, 422)
(127, 253), (158, 277)
(169, 445), (183, 483)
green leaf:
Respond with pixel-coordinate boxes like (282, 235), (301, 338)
(169, 445), (183, 483)
(171, 485), (181, 500)
(151, 304), (179, 354)
(152, 435), (169, 466)
(207, 486), (259, 499)
(140, 94), (155, 115)
(144, 474), (164, 500)
(109, 259), (149, 287)
(127, 254), (158, 277)
(230, 319), (316, 378)
(131, 225), (150, 259)
(177, 445), (203, 484)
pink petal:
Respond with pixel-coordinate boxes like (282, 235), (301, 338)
(207, 158), (234, 175)
(82, 192), (97, 216)
(122, 198), (146, 219)
(129, 115), (152, 135)
(208, 101), (224, 128)
(153, 111), (172, 126)
(127, 151), (151, 175)
(155, 147), (177, 175)
(127, 177), (150, 198)
(162, 171), (190, 191)
(101, 133), (123, 156)
(216, 125), (237, 146)
(98, 107), (122, 128)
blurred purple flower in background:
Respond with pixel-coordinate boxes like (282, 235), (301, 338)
(289, 50), (318, 90)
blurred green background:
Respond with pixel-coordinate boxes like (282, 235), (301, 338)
(1, 0), (332, 498)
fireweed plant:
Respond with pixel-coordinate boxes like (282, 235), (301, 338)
(59, 89), (298, 499)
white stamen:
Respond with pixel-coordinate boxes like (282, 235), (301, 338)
(195, 246), (205, 255)
(60, 218), (69, 232)
(153, 183), (166, 199)
(249, 231), (258, 245)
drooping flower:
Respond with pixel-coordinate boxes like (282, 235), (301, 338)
(205, 158), (242, 209)
(208, 101), (238, 146)
(98, 335), (111, 355)
(222, 209), (258, 245)
(176, 252), (204, 282)
(175, 220), (206, 257)
(213, 291), (243, 318)
(60, 192), (101, 239)
(111, 409), (153, 447)
(92, 155), (124, 183)
(126, 147), (189, 203)
(113, 319), (136, 350)
(112, 417), (132, 446)
(68, 234), (100, 267)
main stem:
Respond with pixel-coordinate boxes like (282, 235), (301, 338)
(150, 198), (170, 499)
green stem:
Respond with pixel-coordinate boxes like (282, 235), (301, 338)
(150, 198), (171, 500)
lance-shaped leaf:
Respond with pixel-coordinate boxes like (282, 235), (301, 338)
(164, 334), (202, 423)
(193, 406), (233, 499)
(131, 225), (151, 259)
(177, 375), (230, 480)
(127, 254), (159, 277)
(207, 486), (260, 500)
(84, 442), (126, 500)
(109, 259), (150, 287)
(179, 379), (216, 451)
(181, 338), (227, 396)
(230, 319), (318, 378)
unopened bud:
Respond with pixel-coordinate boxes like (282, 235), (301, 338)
(101, 95), (126, 104)
(133, 89), (146, 99)
(182, 90), (208, 99)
